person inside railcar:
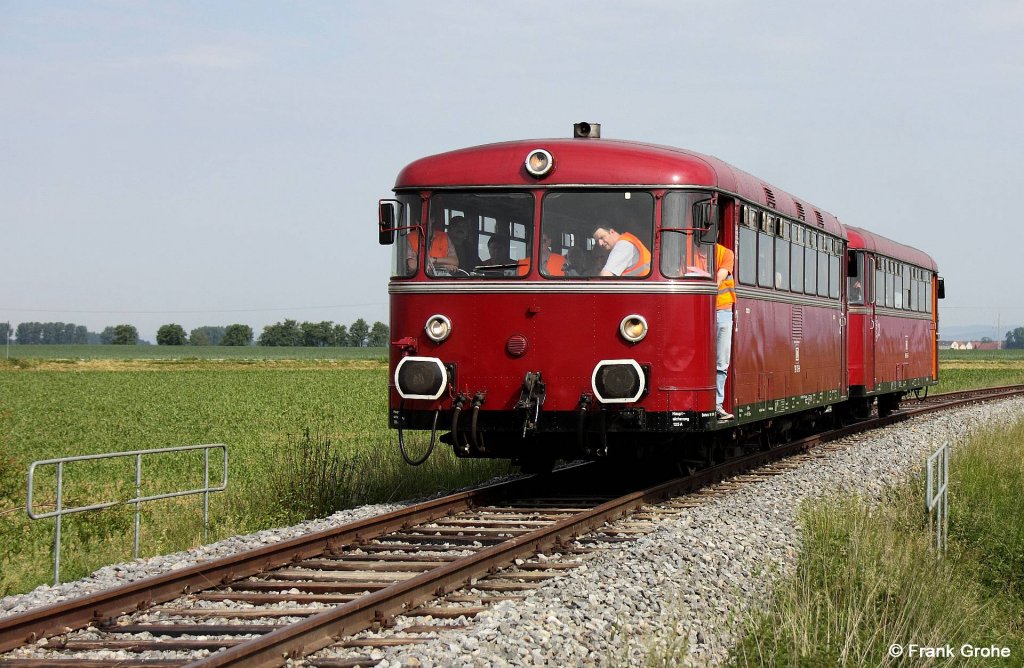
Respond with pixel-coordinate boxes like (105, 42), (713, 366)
(592, 223), (651, 277)
(849, 280), (863, 304)
(715, 241), (736, 420)
(563, 244), (590, 276)
(540, 232), (566, 277)
(447, 215), (481, 273)
(407, 216), (459, 274)
(478, 233), (527, 276)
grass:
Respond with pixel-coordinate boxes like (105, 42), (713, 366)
(724, 417), (1024, 667)
(0, 360), (509, 595)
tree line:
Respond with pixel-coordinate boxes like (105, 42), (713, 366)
(7, 322), (94, 344)
(256, 319), (389, 347)
(2, 319), (390, 347)
(1006, 327), (1024, 349)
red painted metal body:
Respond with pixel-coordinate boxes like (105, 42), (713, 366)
(844, 225), (939, 398)
(383, 137), (940, 461)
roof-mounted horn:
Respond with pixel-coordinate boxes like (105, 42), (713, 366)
(573, 122), (601, 138)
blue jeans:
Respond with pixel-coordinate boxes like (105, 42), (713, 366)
(716, 308), (733, 407)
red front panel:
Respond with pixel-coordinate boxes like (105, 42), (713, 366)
(389, 288), (717, 415)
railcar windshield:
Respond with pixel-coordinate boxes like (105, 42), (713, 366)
(540, 191), (654, 277)
(660, 191), (714, 279)
(414, 192), (534, 279)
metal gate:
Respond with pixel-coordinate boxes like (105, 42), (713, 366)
(27, 444), (228, 584)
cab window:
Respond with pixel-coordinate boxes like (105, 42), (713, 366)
(542, 191), (654, 278)
(424, 192), (534, 278)
(391, 193), (424, 278)
(660, 192), (714, 278)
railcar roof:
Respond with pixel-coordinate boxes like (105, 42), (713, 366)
(844, 225), (938, 271)
(394, 138), (844, 236)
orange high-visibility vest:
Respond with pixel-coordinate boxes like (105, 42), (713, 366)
(546, 252), (566, 276)
(409, 231), (450, 259)
(619, 232), (651, 276)
(716, 244), (736, 310)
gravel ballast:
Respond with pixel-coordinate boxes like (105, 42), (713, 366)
(3, 399), (1022, 667)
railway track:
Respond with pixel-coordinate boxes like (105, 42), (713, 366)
(2, 385), (1021, 667)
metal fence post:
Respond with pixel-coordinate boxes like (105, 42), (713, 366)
(925, 443), (949, 557)
(134, 453), (142, 560)
(203, 448), (210, 543)
(54, 462), (63, 585)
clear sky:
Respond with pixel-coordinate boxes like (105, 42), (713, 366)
(2, 1), (1022, 342)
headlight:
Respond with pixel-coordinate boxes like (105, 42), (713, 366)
(524, 148), (554, 178)
(395, 357), (448, 400)
(424, 314), (452, 343)
(619, 314), (648, 343)
(591, 359), (646, 404)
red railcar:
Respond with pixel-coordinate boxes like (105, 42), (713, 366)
(378, 125), (942, 467)
(843, 225), (941, 417)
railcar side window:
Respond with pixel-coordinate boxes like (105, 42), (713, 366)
(804, 239), (817, 295)
(829, 252), (840, 299)
(757, 230), (774, 288)
(660, 192), (714, 279)
(790, 242), (804, 292)
(875, 263), (885, 306)
(541, 191), (654, 278)
(909, 264), (917, 309)
(848, 252), (864, 305)
(738, 226), (756, 285)
(884, 267), (894, 308)
(391, 194), (424, 278)
(816, 241), (829, 298)
(426, 192), (534, 278)
(775, 234), (790, 291)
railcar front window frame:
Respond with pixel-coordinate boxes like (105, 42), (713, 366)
(422, 191), (535, 279)
(540, 190), (655, 278)
(659, 191), (715, 279)
(390, 193), (424, 279)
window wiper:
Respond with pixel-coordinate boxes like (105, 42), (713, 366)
(473, 263), (520, 272)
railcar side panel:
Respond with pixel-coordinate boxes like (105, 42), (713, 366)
(733, 297), (845, 420)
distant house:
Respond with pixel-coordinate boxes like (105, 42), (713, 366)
(949, 340), (1001, 351)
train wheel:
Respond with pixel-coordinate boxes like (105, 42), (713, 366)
(877, 394), (900, 418)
